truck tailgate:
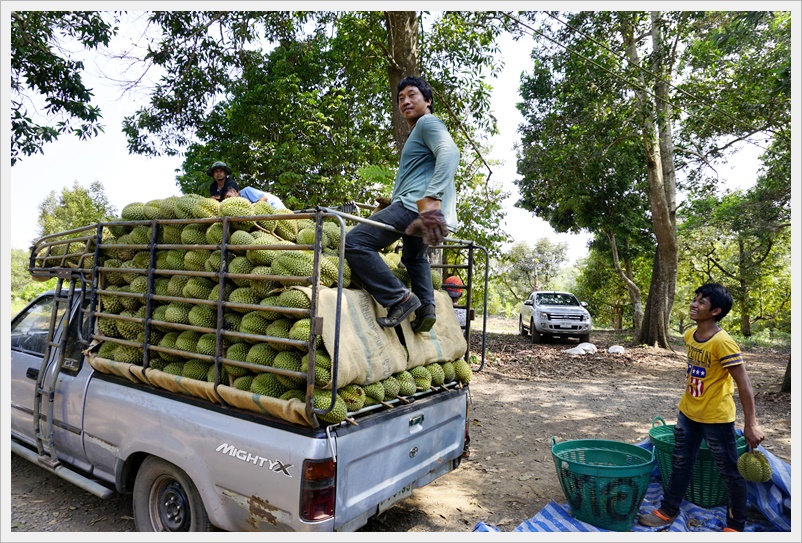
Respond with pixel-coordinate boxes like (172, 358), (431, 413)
(333, 385), (468, 530)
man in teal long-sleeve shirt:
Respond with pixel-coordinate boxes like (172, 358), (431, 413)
(345, 76), (460, 333)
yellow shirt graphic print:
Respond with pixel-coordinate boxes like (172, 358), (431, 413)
(679, 327), (743, 424)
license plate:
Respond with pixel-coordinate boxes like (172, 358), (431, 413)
(559, 324), (573, 329)
(378, 484), (413, 512)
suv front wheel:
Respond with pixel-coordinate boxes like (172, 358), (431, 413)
(519, 317), (527, 337)
(530, 320), (541, 344)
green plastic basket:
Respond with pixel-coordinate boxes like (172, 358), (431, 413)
(649, 416), (748, 508)
(551, 437), (655, 531)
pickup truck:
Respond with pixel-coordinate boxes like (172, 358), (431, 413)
(10, 202), (487, 532)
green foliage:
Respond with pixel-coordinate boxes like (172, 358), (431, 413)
(36, 180), (116, 244)
(10, 11), (117, 164)
(121, 11), (509, 249)
(492, 239), (569, 309)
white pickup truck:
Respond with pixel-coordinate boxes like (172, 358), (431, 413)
(10, 204), (487, 532)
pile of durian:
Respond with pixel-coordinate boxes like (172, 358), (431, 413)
(50, 194), (466, 425)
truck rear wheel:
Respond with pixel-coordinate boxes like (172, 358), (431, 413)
(133, 456), (211, 532)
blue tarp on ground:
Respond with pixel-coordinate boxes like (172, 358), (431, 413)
(473, 438), (791, 533)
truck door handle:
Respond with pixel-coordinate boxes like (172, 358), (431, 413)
(26, 368), (39, 380)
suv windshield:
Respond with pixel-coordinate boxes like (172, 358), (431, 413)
(536, 293), (579, 306)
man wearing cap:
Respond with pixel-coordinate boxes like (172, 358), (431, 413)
(207, 161), (239, 201)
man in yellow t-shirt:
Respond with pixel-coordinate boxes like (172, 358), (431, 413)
(638, 283), (765, 533)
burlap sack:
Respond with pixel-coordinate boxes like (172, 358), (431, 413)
(294, 286), (467, 384)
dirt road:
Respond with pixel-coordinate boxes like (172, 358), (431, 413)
(8, 324), (792, 533)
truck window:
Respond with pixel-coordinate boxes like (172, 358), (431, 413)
(10, 295), (64, 356)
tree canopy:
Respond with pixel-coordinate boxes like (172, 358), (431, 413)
(10, 11), (117, 165)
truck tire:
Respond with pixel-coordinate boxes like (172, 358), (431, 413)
(579, 333), (590, 343)
(530, 320), (541, 344)
(519, 317), (527, 337)
(133, 456), (211, 532)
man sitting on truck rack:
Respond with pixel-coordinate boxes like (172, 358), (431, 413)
(207, 160), (239, 201)
(345, 76), (460, 333)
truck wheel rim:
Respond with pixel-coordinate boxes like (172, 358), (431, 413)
(152, 477), (191, 531)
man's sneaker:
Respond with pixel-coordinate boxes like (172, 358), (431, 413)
(637, 509), (676, 528)
(411, 304), (437, 333)
(377, 293), (421, 328)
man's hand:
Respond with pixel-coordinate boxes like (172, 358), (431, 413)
(375, 197), (392, 211)
(405, 197), (449, 245)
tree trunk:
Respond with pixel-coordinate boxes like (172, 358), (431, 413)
(781, 355), (791, 392)
(620, 12), (679, 348)
(383, 11), (419, 155)
(606, 230), (643, 333)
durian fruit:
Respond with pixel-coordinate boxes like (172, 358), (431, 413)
(392, 267), (411, 288)
(338, 384), (366, 412)
(233, 374), (255, 391)
(246, 232), (286, 266)
(183, 277), (215, 300)
(301, 350), (332, 372)
(158, 332), (188, 362)
(96, 315), (120, 339)
(271, 251), (314, 286)
(453, 359), (472, 385)
(410, 365), (432, 391)
(229, 287), (261, 312)
(175, 194), (205, 219)
(166, 275), (190, 297)
(181, 223), (208, 245)
(252, 200), (278, 233)
(184, 249), (212, 271)
(164, 302), (193, 324)
(300, 354), (331, 387)
(206, 362), (228, 384)
(182, 359), (213, 380)
(738, 450), (773, 483)
(431, 269), (443, 290)
(162, 361), (186, 375)
(250, 372), (288, 398)
(239, 311), (272, 339)
(219, 196), (255, 231)
(188, 304), (217, 329)
(205, 222), (224, 245)
(116, 309), (145, 341)
(395, 370), (417, 396)
(196, 333), (223, 356)
(265, 318), (295, 351)
(115, 344), (144, 365)
(245, 342), (278, 367)
(272, 350), (305, 389)
(425, 363), (446, 387)
(280, 389), (307, 402)
(276, 288), (312, 312)
(363, 382), (385, 405)
(273, 209), (299, 242)
(250, 266), (278, 298)
(192, 197), (220, 219)
(96, 340), (118, 360)
(322, 221), (342, 250)
(121, 202), (147, 221)
(380, 375), (401, 400)
(228, 256), (255, 287)
(223, 342), (252, 378)
(441, 361), (456, 383)
(175, 330), (202, 352)
(313, 388), (348, 424)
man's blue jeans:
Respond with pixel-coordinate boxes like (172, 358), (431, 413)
(344, 201), (434, 309)
(660, 411), (747, 531)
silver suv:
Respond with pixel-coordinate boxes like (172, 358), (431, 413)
(519, 290), (592, 343)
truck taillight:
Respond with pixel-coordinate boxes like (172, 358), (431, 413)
(301, 458), (335, 521)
